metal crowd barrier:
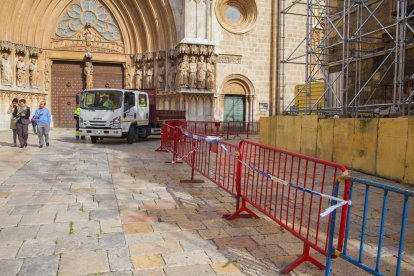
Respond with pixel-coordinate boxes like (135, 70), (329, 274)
(237, 140), (351, 273)
(183, 120), (260, 139)
(159, 120), (352, 273)
(325, 177), (414, 276)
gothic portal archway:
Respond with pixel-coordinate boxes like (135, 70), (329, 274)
(0, 0), (178, 127)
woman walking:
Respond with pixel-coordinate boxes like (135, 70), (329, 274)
(7, 98), (19, 147)
(13, 99), (31, 148)
(34, 101), (51, 148)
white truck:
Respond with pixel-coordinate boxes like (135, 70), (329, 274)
(78, 88), (184, 144)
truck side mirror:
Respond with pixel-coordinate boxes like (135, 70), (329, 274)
(76, 95), (80, 105)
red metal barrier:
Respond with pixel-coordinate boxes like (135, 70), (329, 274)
(234, 140), (350, 273)
(174, 125), (241, 198)
(158, 120), (350, 274)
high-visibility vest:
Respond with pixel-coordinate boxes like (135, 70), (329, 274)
(103, 101), (114, 108)
(74, 107), (80, 116)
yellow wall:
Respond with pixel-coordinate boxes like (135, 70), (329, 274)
(376, 118), (408, 181)
(260, 116), (414, 185)
(405, 119), (414, 184)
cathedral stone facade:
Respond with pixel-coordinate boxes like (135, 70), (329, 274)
(0, 0), (278, 128)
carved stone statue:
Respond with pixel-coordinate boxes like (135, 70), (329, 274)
(189, 56), (197, 88)
(29, 58), (39, 88)
(84, 61), (94, 89)
(197, 56), (207, 89)
(177, 55), (189, 88)
(135, 65), (143, 89)
(1, 53), (12, 85)
(178, 44), (190, 54)
(206, 56), (215, 90)
(16, 56), (26, 87)
(157, 64), (165, 90)
(168, 62), (176, 90)
(199, 45), (208, 55)
(190, 45), (199, 55)
(145, 64), (154, 88)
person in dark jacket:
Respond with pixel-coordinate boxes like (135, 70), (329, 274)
(13, 99), (31, 148)
(7, 98), (19, 147)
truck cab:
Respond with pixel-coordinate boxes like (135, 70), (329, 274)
(79, 88), (156, 144)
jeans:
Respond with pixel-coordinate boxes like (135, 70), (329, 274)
(37, 123), (50, 146)
(16, 123), (29, 147)
(12, 129), (17, 145)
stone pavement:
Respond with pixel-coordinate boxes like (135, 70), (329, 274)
(0, 129), (413, 276)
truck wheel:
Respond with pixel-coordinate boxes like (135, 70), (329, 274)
(91, 137), (98, 144)
(127, 126), (135, 144)
(139, 127), (148, 140)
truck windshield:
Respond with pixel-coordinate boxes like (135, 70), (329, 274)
(81, 91), (122, 110)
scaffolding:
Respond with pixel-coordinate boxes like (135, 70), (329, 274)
(280, 0), (414, 117)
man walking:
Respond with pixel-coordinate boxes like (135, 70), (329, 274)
(7, 98), (18, 147)
(34, 101), (51, 148)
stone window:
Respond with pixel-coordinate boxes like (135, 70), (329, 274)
(216, 0), (258, 34)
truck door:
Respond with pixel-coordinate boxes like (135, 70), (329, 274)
(123, 91), (136, 131)
(136, 93), (149, 125)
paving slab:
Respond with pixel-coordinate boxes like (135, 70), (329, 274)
(18, 255), (59, 276)
(59, 249), (110, 275)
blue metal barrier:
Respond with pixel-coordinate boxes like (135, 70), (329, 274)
(326, 177), (414, 276)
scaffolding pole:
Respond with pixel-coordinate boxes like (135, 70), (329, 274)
(280, 0), (414, 117)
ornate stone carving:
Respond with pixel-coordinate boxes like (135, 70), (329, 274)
(189, 56), (197, 88)
(199, 45), (208, 55)
(134, 64), (143, 89)
(125, 63), (132, 89)
(156, 51), (166, 61)
(168, 61), (176, 90)
(157, 64), (165, 90)
(197, 56), (207, 89)
(217, 54), (242, 64)
(168, 49), (176, 60)
(144, 51), (154, 62)
(1, 53), (12, 86)
(84, 49), (93, 59)
(84, 61), (94, 89)
(133, 53), (143, 63)
(178, 44), (190, 55)
(208, 45), (215, 55)
(55, 0), (121, 42)
(53, 0), (123, 53)
(44, 52), (50, 91)
(29, 58), (40, 89)
(190, 45), (199, 55)
(15, 44), (26, 55)
(177, 55), (189, 88)
(144, 64), (154, 88)
(206, 56), (215, 90)
(16, 56), (26, 87)
(0, 41), (12, 52)
(28, 47), (42, 57)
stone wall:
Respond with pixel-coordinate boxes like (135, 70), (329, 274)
(212, 0), (276, 120)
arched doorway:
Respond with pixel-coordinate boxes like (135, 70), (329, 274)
(221, 75), (255, 122)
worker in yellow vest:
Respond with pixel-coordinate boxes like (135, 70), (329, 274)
(73, 105), (85, 140)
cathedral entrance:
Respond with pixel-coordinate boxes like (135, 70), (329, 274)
(51, 61), (124, 128)
(224, 95), (245, 122)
